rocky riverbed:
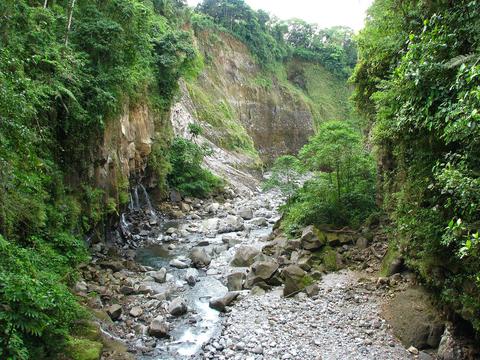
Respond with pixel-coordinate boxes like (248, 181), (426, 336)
(75, 184), (476, 360)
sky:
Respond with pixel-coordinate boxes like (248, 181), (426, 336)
(186, 0), (374, 31)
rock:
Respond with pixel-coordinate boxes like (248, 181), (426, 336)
(237, 207), (254, 220)
(250, 217), (268, 227)
(120, 285), (135, 295)
(209, 292), (239, 312)
(282, 265), (307, 297)
(222, 234), (242, 248)
(202, 218), (220, 234)
(185, 268), (199, 286)
(207, 202), (220, 213)
(149, 268), (167, 283)
(383, 287), (445, 349)
(227, 272), (245, 291)
(166, 227), (176, 235)
(74, 281), (88, 294)
(437, 327), (464, 360)
(305, 283), (320, 297)
(231, 246), (260, 267)
(250, 258), (279, 280)
(356, 237), (369, 250)
(169, 190), (182, 203)
(168, 297), (188, 316)
(99, 260), (124, 272)
(180, 202), (191, 212)
(387, 257), (404, 276)
(66, 337), (102, 360)
(300, 225), (324, 250)
(408, 346), (419, 355)
(219, 215), (245, 233)
(170, 259), (189, 269)
(107, 304), (122, 321)
(148, 316), (169, 338)
(250, 286), (266, 296)
(129, 306), (143, 317)
(190, 247), (211, 268)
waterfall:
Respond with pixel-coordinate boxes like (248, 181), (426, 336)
(140, 184), (157, 219)
(120, 213), (130, 238)
(128, 192), (134, 210)
(133, 185), (140, 209)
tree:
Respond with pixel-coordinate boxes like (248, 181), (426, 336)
(263, 155), (303, 200)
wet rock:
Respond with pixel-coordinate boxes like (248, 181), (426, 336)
(231, 246), (260, 267)
(237, 207), (254, 220)
(282, 265), (307, 297)
(190, 247), (212, 268)
(209, 292), (239, 312)
(227, 272), (245, 291)
(219, 215), (245, 233)
(170, 259), (189, 269)
(149, 268), (167, 283)
(148, 316), (169, 338)
(250, 217), (268, 227)
(168, 297), (188, 316)
(107, 304), (122, 321)
(300, 225), (324, 250)
(185, 268), (199, 286)
(129, 306), (143, 317)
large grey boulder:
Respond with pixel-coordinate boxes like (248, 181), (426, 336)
(219, 215), (245, 234)
(148, 268), (167, 283)
(237, 207), (254, 220)
(282, 265), (307, 297)
(250, 258), (279, 281)
(148, 316), (169, 338)
(231, 246), (260, 267)
(250, 217), (268, 227)
(300, 225), (324, 250)
(107, 304), (122, 320)
(169, 259), (189, 269)
(168, 297), (188, 317)
(227, 272), (246, 291)
(190, 247), (211, 268)
(185, 268), (199, 286)
(209, 292), (239, 312)
(437, 327), (464, 360)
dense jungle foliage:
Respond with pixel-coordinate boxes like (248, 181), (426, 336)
(0, 0), (201, 358)
(352, 0), (480, 332)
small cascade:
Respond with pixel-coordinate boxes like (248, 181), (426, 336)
(128, 193), (134, 210)
(140, 184), (157, 219)
(133, 185), (140, 209)
(119, 213), (131, 238)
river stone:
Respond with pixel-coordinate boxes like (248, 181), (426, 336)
(170, 259), (189, 269)
(202, 218), (220, 234)
(207, 202), (220, 214)
(231, 246), (260, 267)
(437, 327), (464, 360)
(300, 225), (324, 250)
(250, 217), (268, 227)
(168, 297), (188, 316)
(219, 215), (245, 233)
(190, 247), (211, 268)
(149, 268), (167, 283)
(185, 268), (199, 286)
(129, 306), (143, 317)
(227, 272), (245, 291)
(282, 265), (307, 297)
(237, 207), (254, 220)
(209, 292), (239, 312)
(251, 258), (279, 280)
(383, 287), (445, 349)
(148, 316), (169, 338)
(107, 304), (122, 321)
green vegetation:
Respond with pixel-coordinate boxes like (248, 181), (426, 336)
(194, 0), (356, 77)
(167, 137), (223, 197)
(276, 121), (377, 235)
(263, 155), (303, 200)
(0, 0), (200, 357)
(352, 0), (480, 331)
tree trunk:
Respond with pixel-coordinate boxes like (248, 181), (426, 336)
(65, 0), (76, 46)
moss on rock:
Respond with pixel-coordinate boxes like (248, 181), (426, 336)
(66, 338), (103, 360)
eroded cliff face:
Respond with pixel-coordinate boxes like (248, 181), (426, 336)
(181, 31), (316, 163)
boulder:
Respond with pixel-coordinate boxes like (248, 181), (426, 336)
(148, 316), (169, 338)
(149, 268), (167, 283)
(227, 272), (245, 291)
(202, 218), (220, 234)
(129, 306), (143, 317)
(250, 217), (268, 227)
(356, 237), (369, 250)
(300, 226), (324, 250)
(169, 190), (182, 203)
(219, 215), (245, 234)
(207, 202), (220, 214)
(282, 265), (307, 297)
(251, 258), (279, 280)
(169, 259), (189, 269)
(237, 207), (254, 220)
(222, 234), (242, 248)
(168, 297), (188, 317)
(185, 268), (199, 286)
(383, 287), (445, 349)
(437, 327), (464, 360)
(106, 304), (122, 321)
(209, 292), (239, 312)
(231, 246), (260, 267)
(190, 247), (211, 268)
